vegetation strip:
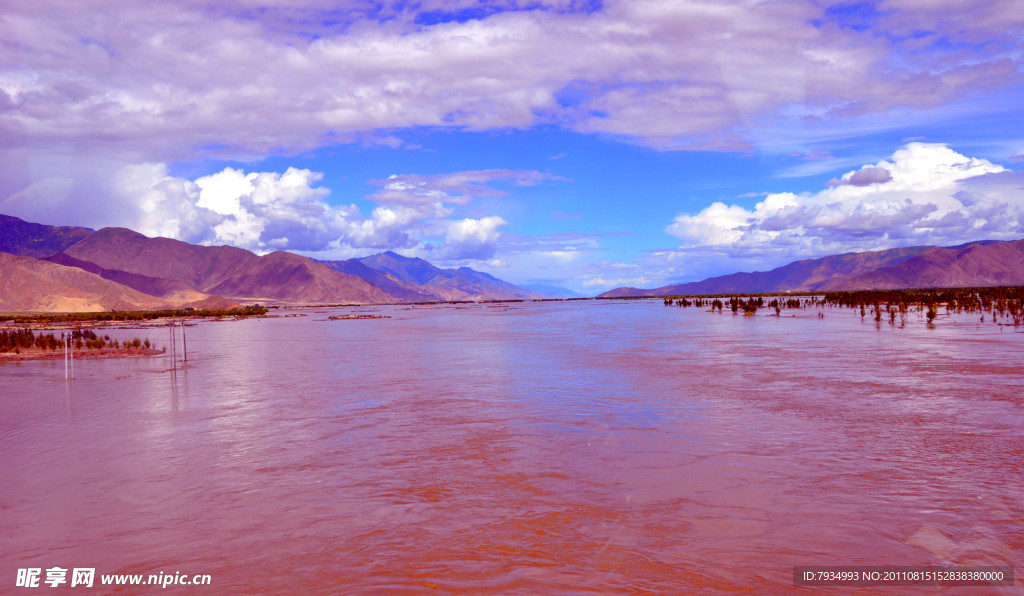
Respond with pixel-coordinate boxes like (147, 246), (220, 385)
(659, 286), (1024, 326)
(0, 305), (268, 324)
(1, 328), (160, 359)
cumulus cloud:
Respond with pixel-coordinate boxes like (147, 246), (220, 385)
(114, 163), (217, 243)
(1, 1), (1019, 158)
(827, 166), (892, 187)
(666, 143), (1021, 260)
(190, 167), (354, 250)
(0, 158), (561, 262)
(182, 167), (557, 257)
(666, 202), (752, 246)
(436, 216), (509, 260)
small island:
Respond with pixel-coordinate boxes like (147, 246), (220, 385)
(0, 328), (163, 361)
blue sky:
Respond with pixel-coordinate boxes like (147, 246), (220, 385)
(1, 1), (1022, 294)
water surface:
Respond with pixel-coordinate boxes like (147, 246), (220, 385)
(2, 301), (1022, 593)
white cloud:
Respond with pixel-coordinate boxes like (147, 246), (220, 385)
(113, 163), (217, 243)
(437, 216), (509, 260)
(0, 158), (562, 262)
(1, 1), (1019, 158)
(666, 143), (1020, 261)
(185, 168), (549, 256)
(367, 170), (565, 206)
(827, 166), (892, 187)
(666, 202), (752, 246)
(582, 275), (650, 289)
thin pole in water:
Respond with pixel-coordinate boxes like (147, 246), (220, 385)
(69, 333), (74, 380)
(63, 333), (68, 381)
(181, 321), (187, 363)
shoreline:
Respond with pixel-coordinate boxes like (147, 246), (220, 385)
(0, 305), (267, 326)
(0, 347), (164, 361)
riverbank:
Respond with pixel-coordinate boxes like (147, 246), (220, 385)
(0, 305), (267, 326)
(0, 346), (164, 361)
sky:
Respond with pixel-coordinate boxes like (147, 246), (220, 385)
(1, 0), (1023, 295)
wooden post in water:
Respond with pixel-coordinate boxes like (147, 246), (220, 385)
(63, 333), (68, 381)
(181, 321), (187, 363)
(69, 332), (74, 380)
(169, 322), (176, 370)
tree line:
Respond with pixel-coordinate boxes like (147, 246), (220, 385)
(1, 305), (267, 325)
(0, 328), (155, 354)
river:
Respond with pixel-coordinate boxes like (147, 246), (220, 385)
(1, 300), (1021, 593)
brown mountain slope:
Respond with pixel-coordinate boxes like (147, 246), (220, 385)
(206, 251), (393, 303)
(0, 213), (93, 258)
(44, 252), (196, 298)
(601, 245), (934, 297)
(0, 252), (171, 312)
(60, 227), (393, 304)
(826, 239), (1024, 290)
(62, 228), (260, 290)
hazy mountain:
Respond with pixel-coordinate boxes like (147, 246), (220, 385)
(359, 252), (441, 286)
(0, 252), (172, 312)
(60, 227), (393, 304)
(601, 240), (1023, 297)
(320, 258), (439, 302)
(521, 283), (583, 298)
(354, 251), (545, 301)
(0, 214), (93, 258)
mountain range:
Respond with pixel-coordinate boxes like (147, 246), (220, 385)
(600, 239), (1024, 297)
(0, 214), (547, 312)
(5, 212), (1024, 313)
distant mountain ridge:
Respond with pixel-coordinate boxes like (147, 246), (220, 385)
(0, 214), (545, 312)
(520, 283), (581, 298)
(320, 258), (438, 302)
(13, 212), (1020, 313)
(324, 251), (546, 301)
(601, 239), (1024, 297)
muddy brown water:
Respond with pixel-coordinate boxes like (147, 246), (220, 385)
(2, 300), (1021, 593)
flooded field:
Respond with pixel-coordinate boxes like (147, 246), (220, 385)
(1, 300), (1022, 593)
